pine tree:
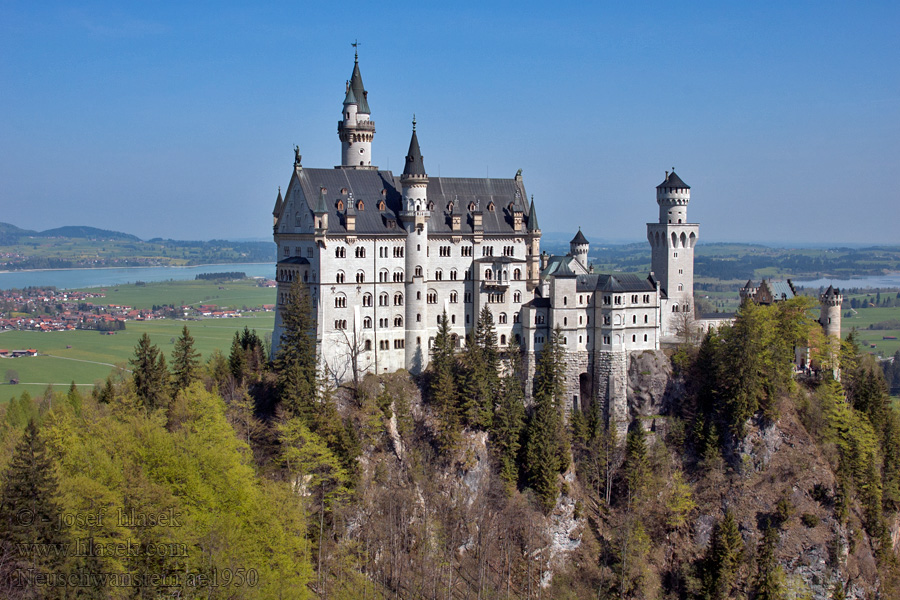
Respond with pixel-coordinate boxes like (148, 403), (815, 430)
(701, 510), (743, 600)
(229, 331), (246, 383)
(524, 327), (570, 511)
(623, 423), (650, 503)
(755, 527), (786, 600)
(429, 310), (460, 453)
(66, 380), (81, 414)
(0, 419), (67, 578)
(275, 279), (318, 421)
(492, 343), (525, 490)
(129, 333), (170, 410)
(171, 324), (201, 393)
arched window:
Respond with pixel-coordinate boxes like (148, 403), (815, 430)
(415, 266), (423, 277)
(484, 269), (492, 280)
(334, 294), (347, 308)
(355, 246), (365, 258)
(435, 269), (443, 281)
(363, 317), (372, 328)
(500, 334), (506, 345)
(379, 293), (389, 306)
(393, 270), (404, 282)
(514, 268), (521, 280)
(450, 269), (457, 281)
(379, 269), (389, 282)
(450, 291), (458, 303)
(499, 313), (507, 324)
(356, 271), (365, 283)
(513, 291), (521, 303)
(362, 293), (372, 307)
(394, 315), (403, 327)
(364, 339), (372, 351)
(336, 271), (345, 284)
(394, 292), (403, 306)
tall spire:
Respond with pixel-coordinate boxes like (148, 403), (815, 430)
(527, 196), (540, 231)
(348, 53), (370, 114)
(402, 118), (426, 177)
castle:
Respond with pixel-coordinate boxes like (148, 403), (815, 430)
(270, 55), (840, 427)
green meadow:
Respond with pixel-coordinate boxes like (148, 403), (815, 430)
(0, 314), (275, 395)
(76, 278), (275, 310)
(1, 278), (276, 397)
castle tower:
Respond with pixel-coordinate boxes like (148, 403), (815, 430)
(570, 228), (589, 269)
(526, 196), (542, 291)
(819, 286), (842, 338)
(647, 170), (698, 336)
(337, 52), (376, 169)
(399, 119), (430, 373)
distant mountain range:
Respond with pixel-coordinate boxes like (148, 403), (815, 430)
(0, 222), (140, 244)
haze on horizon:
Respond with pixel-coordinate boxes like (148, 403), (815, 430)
(1, 1), (897, 246)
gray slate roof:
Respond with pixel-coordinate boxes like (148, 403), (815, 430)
(657, 170), (690, 190)
(349, 60), (370, 114)
(570, 229), (588, 245)
(291, 168), (532, 236)
(402, 129), (426, 177)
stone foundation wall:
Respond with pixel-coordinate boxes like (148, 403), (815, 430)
(593, 351), (628, 438)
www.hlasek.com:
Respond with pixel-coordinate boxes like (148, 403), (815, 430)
(13, 568), (260, 589)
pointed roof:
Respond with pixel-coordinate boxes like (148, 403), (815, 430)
(343, 84), (357, 106)
(402, 125), (426, 177)
(570, 228), (588, 246)
(272, 187), (283, 216)
(657, 170), (690, 190)
(314, 187), (328, 214)
(527, 197), (540, 231)
(554, 260), (576, 278)
(822, 285), (841, 298)
(349, 57), (370, 114)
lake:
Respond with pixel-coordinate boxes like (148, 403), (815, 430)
(792, 273), (900, 290)
(0, 263), (275, 290)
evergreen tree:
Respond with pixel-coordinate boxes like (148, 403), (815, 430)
(755, 527), (786, 600)
(492, 343), (525, 490)
(524, 327), (569, 511)
(229, 331), (246, 383)
(459, 306), (501, 429)
(429, 310), (460, 453)
(701, 510), (743, 600)
(0, 419), (67, 579)
(623, 422), (650, 503)
(129, 333), (170, 410)
(171, 324), (201, 393)
(66, 380), (81, 414)
(275, 279), (318, 421)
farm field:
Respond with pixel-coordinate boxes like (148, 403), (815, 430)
(0, 313), (275, 397)
(841, 302), (900, 359)
(74, 278), (275, 309)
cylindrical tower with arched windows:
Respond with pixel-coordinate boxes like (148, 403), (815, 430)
(399, 120), (430, 372)
(647, 170), (699, 336)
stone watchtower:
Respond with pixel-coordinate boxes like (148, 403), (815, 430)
(399, 119), (430, 372)
(819, 286), (842, 338)
(337, 52), (376, 169)
(647, 170), (698, 336)
(570, 229), (589, 270)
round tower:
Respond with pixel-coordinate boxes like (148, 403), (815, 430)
(819, 286), (842, 338)
(399, 119), (430, 373)
(570, 229), (589, 269)
(647, 169), (698, 336)
(337, 53), (376, 168)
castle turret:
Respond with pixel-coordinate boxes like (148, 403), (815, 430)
(526, 196), (542, 291)
(399, 119), (430, 373)
(570, 228), (589, 269)
(819, 286), (842, 338)
(337, 52), (376, 169)
(647, 170), (698, 336)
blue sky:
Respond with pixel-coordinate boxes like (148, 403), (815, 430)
(1, 1), (898, 244)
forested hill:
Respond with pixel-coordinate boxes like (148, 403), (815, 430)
(2, 291), (897, 597)
(0, 221), (275, 269)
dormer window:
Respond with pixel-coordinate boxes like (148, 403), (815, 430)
(358, 200), (364, 210)
(378, 200), (385, 211)
(487, 201), (495, 211)
(427, 200), (434, 211)
(468, 202), (476, 211)
(447, 202), (453, 213)
(341, 188), (348, 195)
(336, 200), (344, 210)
